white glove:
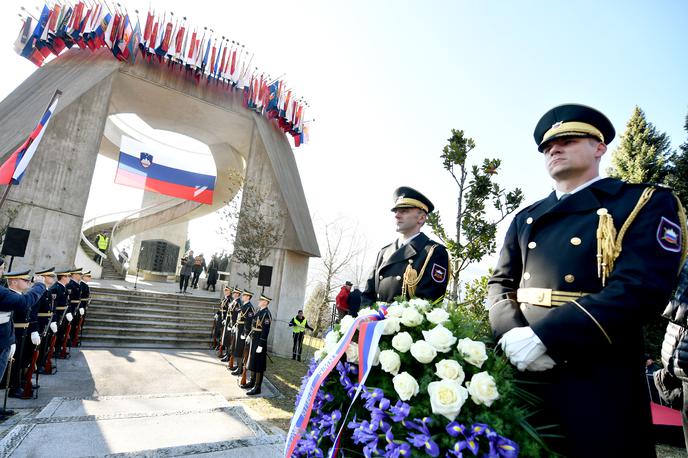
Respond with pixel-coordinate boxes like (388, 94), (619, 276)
(9, 344), (16, 359)
(256, 346), (263, 354)
(222, 319), (226, 325)
(33, 275), (45, 285)
(79, 308), (85, 315)
(525, 353), (556, 371)
(66, 312), (73, 322)
(50, 322), (58, 333)
(498, 326), (547, 371)
(31, 331), (41, 346)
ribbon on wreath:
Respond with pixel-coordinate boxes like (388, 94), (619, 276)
(285, 308), (387, 457)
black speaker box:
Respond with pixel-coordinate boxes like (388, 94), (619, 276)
(1, 227), (30, 257)
(257, 265), (273, 287)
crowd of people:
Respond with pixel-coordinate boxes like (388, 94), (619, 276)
(0, 260), (91, 419)
(178, 251), (224, 293)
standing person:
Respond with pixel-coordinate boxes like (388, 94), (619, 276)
(348, 286), (362, 317)
(214, 287), (231, 355)
(94, 232), (109, 263)
(656, 261), (688, 451)
(205, 255), (219, 292)
(191, 253), (206, 289)
(220, 287), (242, 363)
(488, 103), (685, 457)
(62, 268), (82, 357)
(288, 310), (313, 361)
(335, 282), (351, 320)
(230, 290), (255, 375)
(46, 269), (69, 372)
(73, 270), (91, 347)
(34, 268), (57, 376)
(362, 187), (450, 305)
(242, 294), (272, 395)
(178, 250), (194, 294)
(0, 266), (46, 419)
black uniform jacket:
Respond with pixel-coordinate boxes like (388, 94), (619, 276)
(49, 282), (68, 324)
(0, 284), (45, 348)
(36, 288), (55, 334)
(66, 279), (81, 314)
(487, 178), (683, 457)
(362, 232), (449, 305)
(232, 301), (255, 358)
(248, 307), (272, 373)
(79, 281), (90, 309)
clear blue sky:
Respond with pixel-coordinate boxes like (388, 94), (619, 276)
(0, 0), (686, 286)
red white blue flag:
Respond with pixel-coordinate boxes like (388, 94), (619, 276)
(114, 135), (216, 204)
(0, 90), (61, 185)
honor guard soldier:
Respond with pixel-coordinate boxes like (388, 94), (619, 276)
(488, 104), (686, 457)
(220, 287), (242, 362)
(242, 294), (272, 395)
(53, 268), (72, 360)
(216, 287), (231, 359)
(73, 271), (91, 347)
(66, 268), (82, 349)
(5, 270), (45, 399)
(362, 187), (450, 305)
(230, 290), (255, 375)
(44, 269), (70, 373)
(33, 268), (56, 376)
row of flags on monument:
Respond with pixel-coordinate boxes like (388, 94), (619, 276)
(114, 136), (216, 204)
(0, 90), (61, 186)
(13, 1), (310, 146)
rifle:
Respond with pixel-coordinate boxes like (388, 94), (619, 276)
(24, 308), (54, 399)
(60, 318), (72, 359)
(72, 307), (84, 347)
(45, 303), (67, 373)
(240, 335), (251, 386)
(227, 325), (236, 369)
(210, 314), (218, 349)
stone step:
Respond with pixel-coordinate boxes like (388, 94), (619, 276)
(92, 291), (220, 306)
(80, 334), (210, 347)
(90, 296), (218, 311)
(88, 317), (210, 331)
(87, 310), (211, 324)
(88, 304), (215, 319)
(83, 325), (209, 339)
(92, 287), (219, 303)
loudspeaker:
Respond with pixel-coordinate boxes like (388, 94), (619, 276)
(137, 239), (180, 273)
(1, 227), (30, 257)
(257, 265), (273, 287)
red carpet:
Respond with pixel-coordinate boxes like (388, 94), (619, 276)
(651, 402), (682, 426)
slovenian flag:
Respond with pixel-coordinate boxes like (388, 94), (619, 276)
(114, 135), (215, 204)
(0, 90), (61, 185)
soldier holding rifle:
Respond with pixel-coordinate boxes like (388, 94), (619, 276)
(230, 290), (255, 375)
(241, 294), (272, 396)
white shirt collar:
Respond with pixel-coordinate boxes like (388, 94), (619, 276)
(555, 176), (602, 199)
(8, 288), (22, 295)
(398, 231), (422, 248)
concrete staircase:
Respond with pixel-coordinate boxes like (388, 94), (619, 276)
(79, 237), (125, 280)
(81, 287), (218, 349)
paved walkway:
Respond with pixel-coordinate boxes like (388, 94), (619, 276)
(0, 349), (284, 457)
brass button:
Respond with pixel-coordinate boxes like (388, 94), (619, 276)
(596, 208), (608, 216)
(526, 217), (533, 224)
(523, 272), (531, 280)
(379, 275), (383, 280)
(564, 274), (575, 283)
(570, 237), (582, 246)
(395, 275), (401, 281)
(408, 259), (413, 264)
(528, 242), (537, 249)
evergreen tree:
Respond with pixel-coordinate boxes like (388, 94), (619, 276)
(667, 111), (688, 206)
(607, 106), (673, 184)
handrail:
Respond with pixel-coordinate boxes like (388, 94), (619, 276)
(80, 232), (107, 259)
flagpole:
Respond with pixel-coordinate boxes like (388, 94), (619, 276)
(0, 88), (61, 213)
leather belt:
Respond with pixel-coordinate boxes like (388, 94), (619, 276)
(517, 288), (591, 307)
(55, 306), (67, 311)
(70, 300), (80, 304)
(38, 313), (52, 317)
(14, 323), (29, 329)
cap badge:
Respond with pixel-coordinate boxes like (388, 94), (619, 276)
(551, 121), (563, 129)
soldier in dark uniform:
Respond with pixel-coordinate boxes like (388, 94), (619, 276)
(65, 268), (82, 352)
(54, 268), (73, 359)
(242, 294), (272, 395)
(35, 269), (57, 375)
(230, 290), (255, 375)
(44, 269), (70, 373)
(362, 187), (450, 305)
(74, 270), (91, 346)
(488, 104), (685, 457)
(0, 268), (45, 418)
(220, 287), (242, 362)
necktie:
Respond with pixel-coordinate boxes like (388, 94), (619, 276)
(559, 193), (571, 201)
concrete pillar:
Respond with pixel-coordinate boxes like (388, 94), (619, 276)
(5, 75), (115, 270)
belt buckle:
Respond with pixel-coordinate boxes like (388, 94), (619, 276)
(517, 287), (552, 307)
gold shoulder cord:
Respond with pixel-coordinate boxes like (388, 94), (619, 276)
(402, 245), (437, 299)
(597, 187), (655, 286)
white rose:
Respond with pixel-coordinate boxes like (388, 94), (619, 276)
(409, 298), (431, 311)
(386, 303), (406, 318)
(391, 332), (413, 353)
(421, 325), (458, 353)
(457, 338), (488, 368)
(382, 317), (401, 335)
(410, 340), (437, 364)
(392, 371), (419, 401)
(339, 315), (355, 334)
(345, 342), (359, 364)
(314, 349), (325, 361)
(400, 307), (424, 327)
(467, 371), (500, 407)
(427, 379), (469, 421)
(358, 307), (375, 316)
(425, 308), (450, 325)
(324, 330), (341, 354)
(379, 349), (401, 375)
(435, 359), (465, 384)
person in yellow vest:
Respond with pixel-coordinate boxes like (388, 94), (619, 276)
(288, 310), (313, 361)
(93, 232), (109, 262)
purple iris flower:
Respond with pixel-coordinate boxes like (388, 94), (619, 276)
(389, 401), (410, 422)
(446, 421), (466, 438)
(363, 388), (385, 410)
(494, 436), (519, 458)
(384, 440), (412, 457)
